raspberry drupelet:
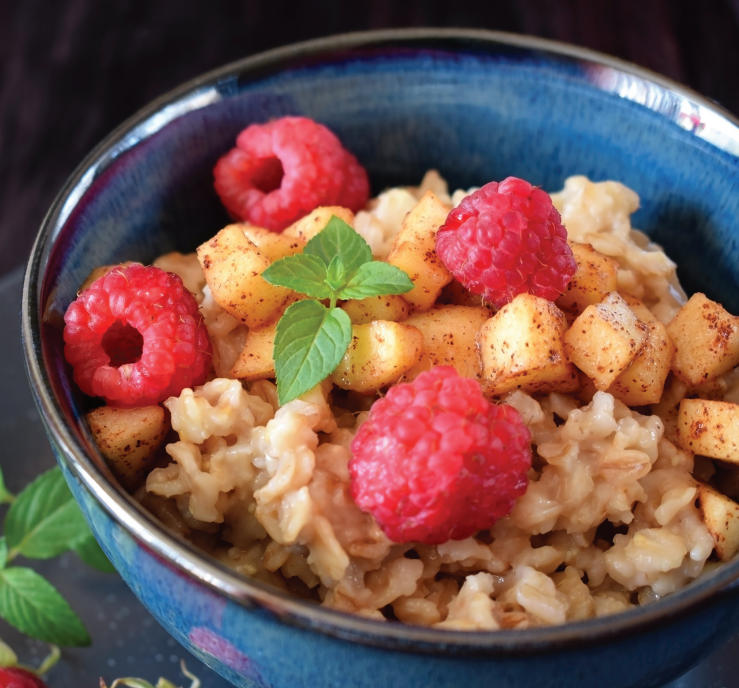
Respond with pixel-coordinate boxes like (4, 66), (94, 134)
(0, 667), (49, 688)
(63, 265), (211, 407)
(436, 177), (577, 309)
(349, 366), (532, 544)
(213, 116), (370, 232)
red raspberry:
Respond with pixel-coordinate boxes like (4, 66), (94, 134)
(0, 668), (48, 688)
(436, 177), (577, 309)
(349, 367), (532, 544)
(213, 116), (370, 231)
(63, 265), (212, 407)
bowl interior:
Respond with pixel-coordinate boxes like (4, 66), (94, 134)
(26, 30), (739, 649)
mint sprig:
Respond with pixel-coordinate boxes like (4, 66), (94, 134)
(5, 468), (89, 560)
(0, 567), (89, 646)
(0, 464), (116, 647)
(262, 216), (413, 404)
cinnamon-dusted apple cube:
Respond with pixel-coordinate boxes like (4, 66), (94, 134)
(555, 242), (619, 317)
(666, 293), (739, 386)
(231, 324), (277, 381)
(340, 294), (410, 325)
(675, 399), (739, 462)
(330, 321), (425, 393)
(282, 206), (355, 242)
(606, 296), (676, 406)
(696, 482), (739, 561)
(564, 292), (648, 390)
(197, 224), (294, 329)
(241, 225), (305, 262)
(87, 405), (170, 491)
(386, 191), (452, 312)
(404, 305), (490, 381)
(479, 293), (580, 397)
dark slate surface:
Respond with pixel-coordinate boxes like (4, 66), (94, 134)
(3, 263), (739, 685)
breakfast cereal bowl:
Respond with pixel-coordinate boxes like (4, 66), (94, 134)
(21, 28), (739, 688)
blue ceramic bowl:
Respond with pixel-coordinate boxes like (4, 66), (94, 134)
(21, 29), (739, 688)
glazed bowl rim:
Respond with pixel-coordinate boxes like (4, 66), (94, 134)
(21, 27), (739, 656)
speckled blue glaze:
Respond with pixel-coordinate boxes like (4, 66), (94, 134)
(22, 30), (739, 688)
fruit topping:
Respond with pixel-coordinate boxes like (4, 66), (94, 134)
(0, 667), (49, 688)
(63, 265), (211, 407)
(436, 177), (577, 309)
(213, 116), (369, 232)
(349, 366), (532, 544)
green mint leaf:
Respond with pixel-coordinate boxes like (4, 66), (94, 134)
(274, 300), (352, 405)
(74, 533), (116, 573)
(303, 216), (372, 275)
(0, 567), (91, 646)
(261, 254), (332, 299)
(5, 467), (89, 559)
(0, 638), (17, 667)
(0, 464), (15, 505)
(338, 261), (415, 300)
(0, 538), (7, 569)
(325, 255), (347, 291)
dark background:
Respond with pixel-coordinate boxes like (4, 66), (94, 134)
(2, 0), (739, 281)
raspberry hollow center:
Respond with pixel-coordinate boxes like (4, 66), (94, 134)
(252, 157), (284, 193)
(101, 320), (144, 367)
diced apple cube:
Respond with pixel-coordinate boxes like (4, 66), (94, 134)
(386, 191), (452, 312)
(556, 242), (619, 317)
(675, 399), (739, 463)
(607, 296), (676, 406)
(666, 293), (739, 386)
(696, 482), (739, 561)
(330, 321), (425, 393)
(87, 405), (170, 491)
(282, 206), (355, 242)
(564, 292), (648, 390)
(404, 305), (490, 381)
(340, 295), (410, 325)
(197, 224), (294, 329)
(241, 225), (305, 262)
(231, 324), (277, 381)
(479, 293), (580, 397)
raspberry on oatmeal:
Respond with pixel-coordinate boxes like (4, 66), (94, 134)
(63, 265), (211, 407)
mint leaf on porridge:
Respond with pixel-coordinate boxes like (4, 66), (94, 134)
(338, 261), (414, 300)
(325, 255), (347, 291)
(302, 215), (372, 274)
(262, 216), (413, 405)
(274, 300), (352, 405)
(0, 566), (90, 646)
(5, 468), (89, 560)
(260, 254), (332, 299)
